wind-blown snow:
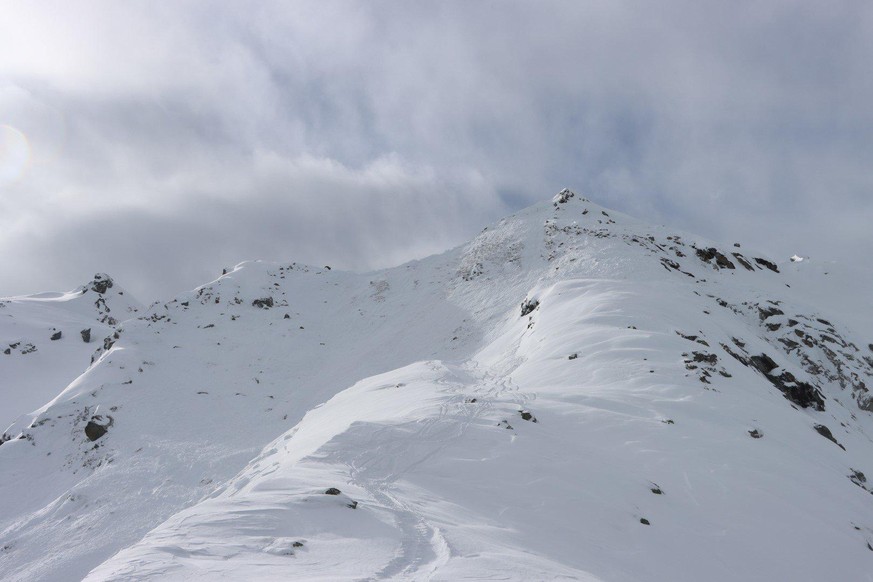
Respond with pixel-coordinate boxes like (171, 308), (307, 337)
(2, 191), (873, 581)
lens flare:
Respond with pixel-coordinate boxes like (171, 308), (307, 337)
(0, 125), (31, 186)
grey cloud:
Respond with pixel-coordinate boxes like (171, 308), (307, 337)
(1, 1), (871, 300)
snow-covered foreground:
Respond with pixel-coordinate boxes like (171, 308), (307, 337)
(3, 191), (873, 581)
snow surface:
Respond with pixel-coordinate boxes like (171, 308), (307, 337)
(0, 275), (141, 429)
(2, 191), (873, 581)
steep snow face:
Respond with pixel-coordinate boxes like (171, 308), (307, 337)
(0, 274), (142, 429)
(3, 191), (873, 581)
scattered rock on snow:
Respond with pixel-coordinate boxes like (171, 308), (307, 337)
(252, 297), (274, 309)
(50, 331), (62, 341)
(80, 328), (91, 343)
(753, 258), (780, 273)
(813, 424), (845, 450)
(747, 353), (825, 411)
(553, 188), (575, 205)
(695, 247), (736, 270)
(848, 469), (870, 493)
(84, 415), (113, 442)
(519, 410), (538, 423)
(758, 305), (784, 321)
(324, 488), (342, 495)
(520, 298), (540, 317)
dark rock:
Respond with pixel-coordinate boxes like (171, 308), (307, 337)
(659, 258), (695, 278)
(749, 429), (763, 438)
(732, 253), (755, 271)
(758, 305), (784, 321)
(292, 541), (304, 548)
(813, 424), (845, 450)
(695, 247), (735, 269)
(519, 410), (537, 423)
(324, 488), (342, 495)
(778, 338), (800, 350)
(3, 348), (10, 355)
(691, 351), (717, 365)
(90, 273), (114, 294)
(50, 331), (62, 341)
(347, 501), (358, 509)
(252, 297), (274, 309)
(849, 469), (867, 488)
(749, 353), (825, 410)
(749, 354), (779, 375)
(520, 299), (539, 317)
(554, 188), (574, 205)
(568, 353), (578, 360)
(650, 486), (663, 495)
(753, 258), (779, 273)
(284, 314), (291, 319)
(81, 328), (91, 343)
(85, 421), (108, 441)
(640, 518), (651, 525)
(661, 419), (675, 425)
(103, 332), (119, 351)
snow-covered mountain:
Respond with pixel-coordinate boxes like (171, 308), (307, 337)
(0, 274), (142, 430)
(2, 191), (872, 581)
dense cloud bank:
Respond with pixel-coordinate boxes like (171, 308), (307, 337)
(2, 1), (871, 300)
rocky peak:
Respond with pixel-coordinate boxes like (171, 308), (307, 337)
(89, 273), (114, 295)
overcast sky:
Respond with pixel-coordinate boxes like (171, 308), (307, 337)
(2, 1), (871, 302)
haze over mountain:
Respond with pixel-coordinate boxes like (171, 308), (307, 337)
(2, 191), (872, 581)
(4, 2), (873, 302)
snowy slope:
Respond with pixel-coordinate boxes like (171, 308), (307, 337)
(2, 191), (873, 581)
(0, 274), (142, 430)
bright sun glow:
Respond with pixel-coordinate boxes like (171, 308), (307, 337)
(0, 124), (31, 186)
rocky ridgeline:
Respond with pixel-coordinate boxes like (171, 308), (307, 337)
(542, 190), (872, 416)
(2, 274), (136, 361)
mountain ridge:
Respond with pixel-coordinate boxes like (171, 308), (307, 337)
(2, 190), (872, 581)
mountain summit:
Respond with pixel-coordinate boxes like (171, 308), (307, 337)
(2, 191), (872, 581)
